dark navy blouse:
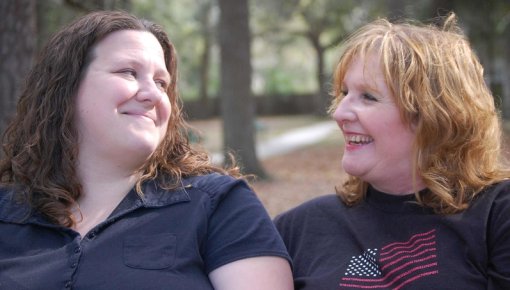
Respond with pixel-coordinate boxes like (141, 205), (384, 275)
(0, 173), (290, 289)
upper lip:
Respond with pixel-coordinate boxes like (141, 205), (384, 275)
(342, 129), (364, 135)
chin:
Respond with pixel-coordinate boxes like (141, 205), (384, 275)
(124, 140), (160, 158)
(342, 160), (366, 178)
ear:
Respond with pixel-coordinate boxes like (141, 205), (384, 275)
(408, 112), (420, 132)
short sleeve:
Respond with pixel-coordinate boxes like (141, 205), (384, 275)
(199, 176), (290, 273)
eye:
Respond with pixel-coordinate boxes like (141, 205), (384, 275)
(155, 79), (168, 92)
(362, 93), (378, 102)
(337, 84), (348, 98)
(118, 69), (136, 78)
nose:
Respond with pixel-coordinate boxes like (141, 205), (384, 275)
(332, 95), (356, 128)
(135, 79), (163, 105)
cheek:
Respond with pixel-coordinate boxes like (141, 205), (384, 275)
(159, 97), (172, 125)
(386, 122), (416, 152)
(373, 113), (413, 143)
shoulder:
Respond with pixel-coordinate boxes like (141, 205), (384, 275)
(481, 179), (510, 194)
(184, 172), (244, 194)
(478, 180), (510, 284)
(183, 173), (249, 200)
(466, 180), (510, 243)
(481, 179), (510, 215)
(182, 173), (254, 212)
(0, 185), (31, 222)
(473, 179), (510, 208)
(274, 194), (344, 229)
(276, 194), (343, 218)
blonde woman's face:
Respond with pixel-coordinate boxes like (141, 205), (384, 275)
(332, 53), (423, 195)
(75, 30), (171, 164)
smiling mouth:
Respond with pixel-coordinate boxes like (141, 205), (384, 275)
(123, 113), (156, 124)
(346, 135), (373, 145)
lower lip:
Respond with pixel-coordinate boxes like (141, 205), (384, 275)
(126, 114), (154, 124)
(344, 142), (371, 151)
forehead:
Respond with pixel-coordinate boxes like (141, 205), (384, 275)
(92, 30), (165, 62)
(344, 53), (384, 85)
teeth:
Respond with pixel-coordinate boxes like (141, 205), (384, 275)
(347, 135), (373, 144)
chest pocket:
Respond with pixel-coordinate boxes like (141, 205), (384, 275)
(123, 233), (176, 270)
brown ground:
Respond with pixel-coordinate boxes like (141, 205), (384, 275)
(252, 142), (346, 218)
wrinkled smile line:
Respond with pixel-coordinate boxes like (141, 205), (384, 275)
(123, 112), (156, 124)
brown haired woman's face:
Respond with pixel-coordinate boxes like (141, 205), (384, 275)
(74, 30), (171, 163)
(332, 53), (423, 194)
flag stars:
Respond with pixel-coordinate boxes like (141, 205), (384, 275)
(345, 248), (380, 276)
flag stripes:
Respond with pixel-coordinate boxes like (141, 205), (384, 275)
(339, 229), (439, 289)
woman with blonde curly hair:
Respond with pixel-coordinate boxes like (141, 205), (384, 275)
(0, 10), (291, 289)
(275, 13), (510, 290)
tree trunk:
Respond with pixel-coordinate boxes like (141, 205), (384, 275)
(0, 0), (37, 140)
(198, 1), (212, 103)
(218, 0), (267, 178)
(499, 20), (510, 120)
(309, 33), (328, 115)
(384, 0), (410, 20)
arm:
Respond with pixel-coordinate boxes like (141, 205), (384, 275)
(196, 175), (292, 289)
(209, 256), (293, 290)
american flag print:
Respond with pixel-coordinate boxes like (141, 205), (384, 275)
(339, 229), (439, 290)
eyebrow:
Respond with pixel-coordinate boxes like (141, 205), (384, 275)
(116, 57), (171, 80)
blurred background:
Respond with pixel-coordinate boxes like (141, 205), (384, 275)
(1, 0), (509, 215)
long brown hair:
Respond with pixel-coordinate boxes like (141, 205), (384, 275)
(330, 13), (510, 214)
(0, 11), (237, 226)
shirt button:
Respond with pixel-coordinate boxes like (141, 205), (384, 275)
(65, 281), (72, 288)
(74, 247), (81, 253)
(71, 262), (77, 268)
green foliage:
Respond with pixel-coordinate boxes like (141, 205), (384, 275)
(133, 0), (220, 101)
(252, 37), (317, 95)
(34, 0), (510, 104)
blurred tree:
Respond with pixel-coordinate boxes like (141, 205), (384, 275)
(39, 0), (133, 38)
(500, 8), (510, 119)
(64, 0), (131, 11)
(384, 0), (432, 20)
(0, 0), (37, 142)
(377, 0), (510, 119)
(218, 0), (267, 178)
(253, 0), (380, 115)
(425, 0), (510, 118)
(295, 0), (368, 115)
(36, 1), (81, 51)
(196, 0), (215, 103)
(134, 0), (220, 103)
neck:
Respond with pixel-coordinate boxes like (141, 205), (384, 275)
(370, 176), (426, 196)
(73, 153), (143, 235)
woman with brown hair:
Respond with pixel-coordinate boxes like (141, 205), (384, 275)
(275, 13), (510, 290)
(0, 10), (292, 289)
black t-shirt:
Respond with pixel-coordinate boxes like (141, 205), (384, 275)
(275, 181), (510, 290)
